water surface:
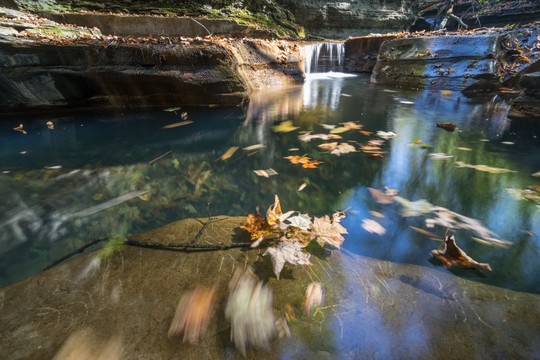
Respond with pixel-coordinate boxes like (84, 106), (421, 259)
(1, 73), (539, 296)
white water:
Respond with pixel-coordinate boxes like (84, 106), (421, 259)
(304, 42), (345, 74)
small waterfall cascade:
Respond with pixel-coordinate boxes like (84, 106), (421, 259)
(304, 42), (345, 74)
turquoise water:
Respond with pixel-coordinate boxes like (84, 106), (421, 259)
(1, 73), (539, 294)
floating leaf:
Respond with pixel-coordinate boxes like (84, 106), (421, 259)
(456, 147), (472, 151)
(329, 127), (350, 134)
(284, 155), (323, 168)
(13, 124), (27, 134)
(341, 121), (363, 130)
(46, 121), (54, 130)
(436, 123), (457, 132)
(243, 144), (265, 151)
(298, 182), (307, 191)
(531, 171), (540, 177)
(361, 219), (386, 235)
(163, 120), (193, 129)
(311, 215), (348, 248)
(377, 131), (398, 139)
(330, 143), (356, 156)
(359, 130), (372, 136)
(253, 169), (278, 177)
(305, 282), (323, 315)
(368, 154), (385, 161)
(368, 187), (395, 204)
(369, 210), (385, 218)
(264, 237), (311, 279)
(273, 120), (299, 133)
(431, 235), (492, 271)
(455, 161), (516, 174)
(471, 236), (512, 248)
(411, 139), (422, 145)
(298, 133), (342, 142)
(317, 142), (338, 151)
(501, 141), (515, 145)
(216, 146), (239, 161)
(168, 285), (217, 343)
(428, 153), (454, 160)
(320, 124), (336, 130)
(394, 196), (434, 217)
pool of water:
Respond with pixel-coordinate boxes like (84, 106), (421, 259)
(1, 73), (539, 295)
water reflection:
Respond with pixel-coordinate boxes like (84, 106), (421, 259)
(0, 75), (539, 296)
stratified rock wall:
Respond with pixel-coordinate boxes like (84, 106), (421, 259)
(277, 0), (417, 38)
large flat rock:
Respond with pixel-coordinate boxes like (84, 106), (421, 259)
(1, 216), (539, 359)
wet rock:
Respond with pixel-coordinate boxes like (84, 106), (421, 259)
(0, 10), (304, 113)
(0, 216), (539, 359)
(510, 71), (540, 118)
(344, 35), (396, 73)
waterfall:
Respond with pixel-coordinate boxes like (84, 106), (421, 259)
(304, 42), (345, 74)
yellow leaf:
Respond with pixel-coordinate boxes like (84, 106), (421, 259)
(272, 121), (299, 133)
(330, 127), (349, 134)
(163, 120), (194, 129)
(216, 146), (239, 161)
(138, 193), (150, 201)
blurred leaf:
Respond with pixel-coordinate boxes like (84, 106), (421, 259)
(431, 235), (492, 271)
(273, 120), (299, 133)
(368, 187), (395, 204)
(163, 120), (193, 129)
(455, 161), (516, 174)
(216, 146), (239, 161)
(436, 123), (457, 131)
(243, 144), (265, 151)
(361, 219), (386, 235)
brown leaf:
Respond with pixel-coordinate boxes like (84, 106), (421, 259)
(431, 235), (492, 271)
(241, 211), (273, 240)
(368, 187), (395, 204)
(216, 146), (239, 161)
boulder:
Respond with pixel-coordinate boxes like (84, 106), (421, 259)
(1, 216), (539, 359)
(344, 35), (396, 73)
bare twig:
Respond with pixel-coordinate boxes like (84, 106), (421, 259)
(44, 237), (109, 270)
(148, 150), (172, 164)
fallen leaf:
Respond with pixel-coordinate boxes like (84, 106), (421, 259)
(531, 171), (540, 177)
(181, 112), (188, 120)
(377, 131), (398, 139)
(225, 269), (275, 355)
(288, 148), (299, 151)
(241, 211), (273, 240)
(368, 187), (395, 204)
(163, 120), (193, 129)
(46, 121), (54, 129)
(168, 285), (217, 343)
(273, 120), (299, 133)
(330, 127), (350, 134)
(394, 196), (434, 217)
(471, 236), (513, 248)
(501, 141), (515, 145)
(264, 237), (311, 279)
(216, 146), (239, 161)
(284, 155), (323, 168)
(320, 124), (336, 130)
(455, 161), (516, 174)
(253, 169), (278, 177)
(456, 147), (472, 151)
(317, 142), (338, 151)
(330, 143), (356, 156)
(243, 144), (266, 151)
(13, 124), (27, 134)
(266, 194), (294, 227)
(311, 215), (348, 248)
(361, 219), (386, 235)
(369, 210), (385, 218)
(431, 235), (492, 271)
(359, 130), (373, 136)
(428, 153), (454, 160)
(298, 182), (307, 191)
(298, 133), (342, 142)
(286, 214), (312, 230)
(341, 121), (363, 130)
(411, 139), (422, 145)
(436, 123), (457, 131)
(305, 282), (323, 315)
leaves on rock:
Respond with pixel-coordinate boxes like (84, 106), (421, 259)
(264, 237), (311, 279)
(431, 235), (492, 271)
(241, 211), (273, 241)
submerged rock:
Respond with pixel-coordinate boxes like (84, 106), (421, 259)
(0, 216), (539, 359)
